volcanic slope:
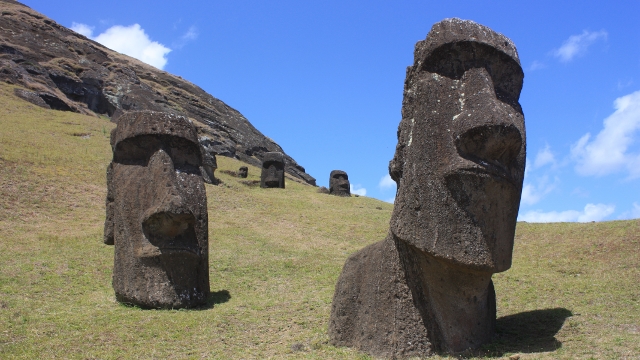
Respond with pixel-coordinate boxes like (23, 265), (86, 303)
(0, 84), (639, 358)
(0, 0), (315, 184)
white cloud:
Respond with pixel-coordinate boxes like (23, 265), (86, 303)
(350, 184), (366, 196)
(519, 203), (614, 223)
(71, 22), (94, 37)
(528, 60), (546, 71)
(553, 30), (607, 63)
(571, 90), (640, 178)
(378, 174), (396, 190)
(71, 23), (171, 70)
(533, 145), (556, 169)
(521, 175), (558, 206)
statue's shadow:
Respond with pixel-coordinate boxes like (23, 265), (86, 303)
(480, 308), (572, 357)
(193, 289), (231, 310)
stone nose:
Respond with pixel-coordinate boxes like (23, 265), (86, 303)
(147, 149), (186, 209)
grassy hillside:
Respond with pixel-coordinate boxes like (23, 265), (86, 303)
(0, 82), (638, 359)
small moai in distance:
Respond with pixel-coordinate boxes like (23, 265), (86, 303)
(260, 152), (285, 188)
(104, 110), (210, 309)
(329, 170), (350, 197)
(238, 166), (248, 178)
(329, 18), (526, 357)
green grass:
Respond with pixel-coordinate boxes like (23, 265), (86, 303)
(0, 82), (639, 359)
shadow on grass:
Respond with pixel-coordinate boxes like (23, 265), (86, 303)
(189, 289), (232, 310)
(479, 307), (572, 357)
(205, 289), (231, 308)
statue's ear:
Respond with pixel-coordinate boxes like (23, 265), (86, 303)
(104, 162), (115, 245)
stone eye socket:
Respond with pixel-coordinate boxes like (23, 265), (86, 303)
(455, 124), (522, 169)
(114, 135), (202, 171)
(263, 161), (283, 170)
(333, 174), (347, 180)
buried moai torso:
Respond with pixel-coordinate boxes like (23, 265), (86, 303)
(329, 19), (526, 357)
(104, 111), (210, 309)
(329, 170), (350, 197)
(260, 152), (285, 188)
(238, 166), (248, 178)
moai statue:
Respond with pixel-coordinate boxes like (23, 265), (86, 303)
(199, 139), (218, 184)
(329, 170), (350, 197)
(104, 111), (210, 309)
(238, 166), (248, 178)
(260, 152), (285, 188)
(329, 19), (526, 357)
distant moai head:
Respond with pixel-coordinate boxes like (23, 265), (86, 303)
(260, 152), (285, 188)
(238, 166), (248, 178)
(106, 111), (210, 308)
(389, 18), (526, 273)
(329, 170), (350, 197)
(199, 140), (218, 184)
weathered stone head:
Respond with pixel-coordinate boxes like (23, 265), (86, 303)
(199, 140), (218, 184)
(329, 170), (350, 197)
(389, 18), (525, 273)
(238, 166), (248, 178)
(329, 19), (526, 357)
(105, 110), (210, 309)
(260, 152), (285, 188)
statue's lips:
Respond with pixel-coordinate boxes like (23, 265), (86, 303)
(453, 163), (518, 187)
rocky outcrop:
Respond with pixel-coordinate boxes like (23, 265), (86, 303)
(0, 0), (316, 185)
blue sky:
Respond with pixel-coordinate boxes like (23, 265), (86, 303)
(22, 0), (640, 222)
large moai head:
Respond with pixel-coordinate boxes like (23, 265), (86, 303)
(389, 18), (526, 274)
(260, 152), (285, 188)
(106, 111), (210, 308)
(238, 166), (248, 178)
(329, 170), (350, 197)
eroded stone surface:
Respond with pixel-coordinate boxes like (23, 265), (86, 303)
(329, 170), (350, 197)
(238, 166), (248, 178)
(260, 152), (285, 189)
(105, 110), (210, 309)
(329, 18), (525, 357)
(199, 138), (218, 184)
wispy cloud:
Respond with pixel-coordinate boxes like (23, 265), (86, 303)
(350, 184), (366, 196)
(528, 60), (546, 71)
(519, 203), (614, 223)
(571, 90), (640, 178)
(173, 25), (199, 49)
(521, 175), (558, 206)
(618, 202), (640, 220)
(71, 23), (171, 70)
(533, 144), (556, 169)
(553, 30), (607, 63)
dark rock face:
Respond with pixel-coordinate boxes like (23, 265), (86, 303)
(329, 18), (525, 357)
(260, 152), (285, 189)
(0, 0), (315, 185)
(238, 166), (248, 178)
(329, 170), (350, 197)
(105, 111), (210, 309)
